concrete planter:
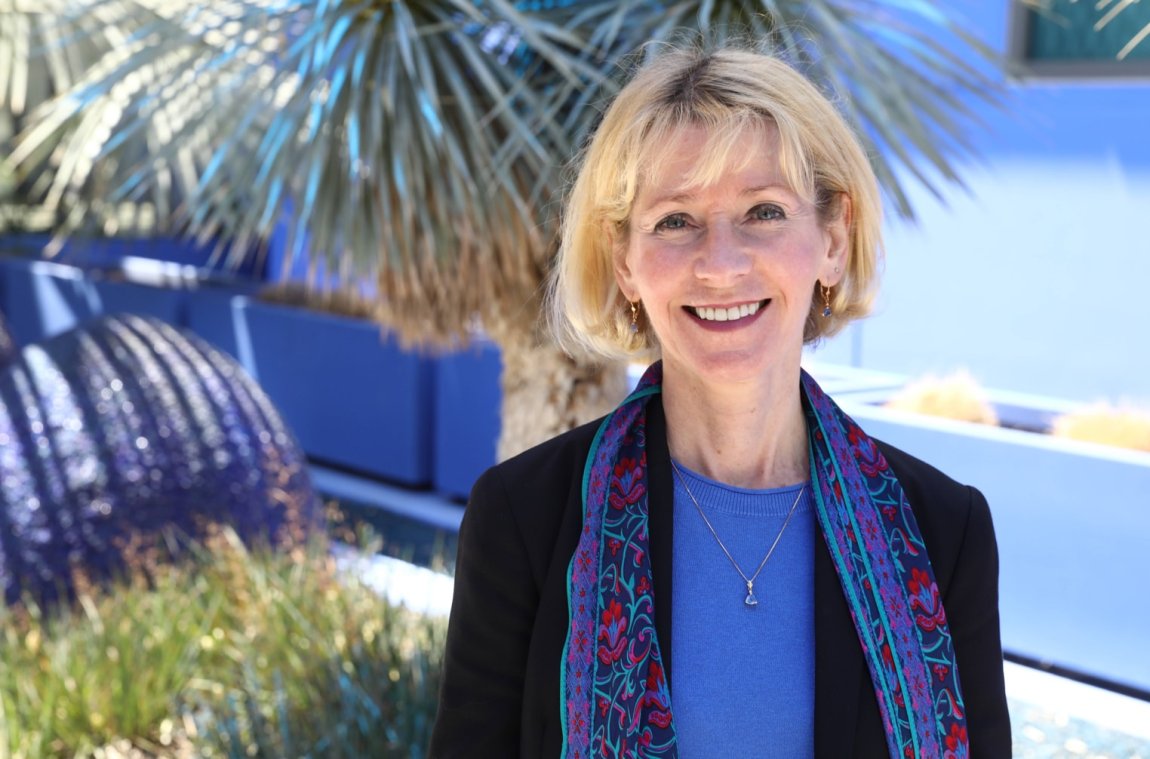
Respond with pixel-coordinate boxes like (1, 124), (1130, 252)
(833, 389), (1150, 694)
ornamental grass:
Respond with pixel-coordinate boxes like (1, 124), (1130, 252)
(1050, 403), (1150, 453)
(883, 370), (999, 426)
(0, 526), (445, 758)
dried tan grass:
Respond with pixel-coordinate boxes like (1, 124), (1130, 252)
(1051, 403), (1150, 452)
(884, 370), (998, 426)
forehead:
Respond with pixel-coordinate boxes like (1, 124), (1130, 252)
(635, 120), (793, 202)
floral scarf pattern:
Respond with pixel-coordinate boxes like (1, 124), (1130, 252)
(561, 363), (968, 758)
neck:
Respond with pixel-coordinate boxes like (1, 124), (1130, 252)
(662, 365), (809, 489)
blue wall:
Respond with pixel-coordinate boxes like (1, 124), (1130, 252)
(810, 0), (1150, 404)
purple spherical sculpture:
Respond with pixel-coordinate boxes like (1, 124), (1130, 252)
(0, 313), (322, 605)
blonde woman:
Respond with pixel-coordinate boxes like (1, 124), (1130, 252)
(432, 45), (1010, 758)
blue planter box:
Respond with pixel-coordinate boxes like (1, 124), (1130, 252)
(183, 286), (259, 361)
(91, 277), (185, 325)
(0, 256), (193, 344)
(240, 300), (434, 486)
(0, 258), (101, 344)
(0, 233), (266, 279)
(835, 393), (1150, 694)
(434, 340), (502, 500)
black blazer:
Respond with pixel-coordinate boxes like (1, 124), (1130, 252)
(431, 400), (1012, 758)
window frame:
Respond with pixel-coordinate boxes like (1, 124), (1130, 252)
(1007, 2), (1150, 80)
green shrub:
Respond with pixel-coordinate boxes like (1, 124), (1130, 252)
(0, 528), (445, 758)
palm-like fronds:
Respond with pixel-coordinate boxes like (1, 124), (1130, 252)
(0, 1), (131, 228)
(5, 0), (1007, 343)
(4, 0), (626, 340)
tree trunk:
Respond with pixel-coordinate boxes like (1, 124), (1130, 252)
(496, 334), (630, 462)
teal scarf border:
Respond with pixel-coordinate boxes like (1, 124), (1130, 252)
(561, 363), (969, 758)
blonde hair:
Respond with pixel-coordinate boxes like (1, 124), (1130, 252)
(548, 44), (883, 361)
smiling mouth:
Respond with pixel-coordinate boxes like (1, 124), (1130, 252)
(686, 299), (769, 323)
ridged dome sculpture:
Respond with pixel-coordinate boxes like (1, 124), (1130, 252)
(0, 310), (16, 369)
(0, 313), (321, 605)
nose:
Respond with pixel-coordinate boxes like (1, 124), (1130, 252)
(693, 222), (751, 283)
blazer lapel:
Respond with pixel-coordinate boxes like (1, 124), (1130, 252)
(646, 398), (675, 688)
(814, 530), (868, 758)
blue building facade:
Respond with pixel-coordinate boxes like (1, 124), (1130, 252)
(812, 0), (1150, 404)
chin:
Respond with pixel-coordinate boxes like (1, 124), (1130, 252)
(667, 351), (792, 388)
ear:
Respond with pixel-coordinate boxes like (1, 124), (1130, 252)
(821, 193), (851, 287)
(611, 228), (638, 301)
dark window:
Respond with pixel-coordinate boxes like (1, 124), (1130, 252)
(1010, 0), (1150, 77)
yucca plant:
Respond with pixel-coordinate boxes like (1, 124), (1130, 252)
(4, 0), (1009, 456)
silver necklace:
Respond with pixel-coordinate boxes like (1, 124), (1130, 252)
(671, 459), (805, 608)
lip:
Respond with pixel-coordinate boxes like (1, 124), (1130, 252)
(684, 298), (770, 329)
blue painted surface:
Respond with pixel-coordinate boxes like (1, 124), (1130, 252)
(836, 398), (1150, 694)
(811, 0), (1150, 404)
(433, 340), (502, 500)
(0, 258), (101, 344)
(182, 286), (258, 360)
(91, 278), (185, 325)
(0, 232), (266, 278)
(240, 301), (434, 486)
(0, 258), (190, 343)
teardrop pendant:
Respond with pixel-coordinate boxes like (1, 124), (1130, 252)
(744, 581), (759, 607)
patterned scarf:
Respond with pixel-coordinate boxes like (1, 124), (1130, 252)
(561, 363), (968, 758)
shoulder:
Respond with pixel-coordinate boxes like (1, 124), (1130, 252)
(875, 438), (979, 514)
(873, 437), (995, 587)
(872, 442), (1010, 753)
(462, 415), (607, 576)
(474, 414), (606, 508)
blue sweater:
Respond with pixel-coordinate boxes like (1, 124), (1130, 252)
(670, 462), (815, 758)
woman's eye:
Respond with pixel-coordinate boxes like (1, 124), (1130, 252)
(654, 213), (689, 232)
(751, 204), (785, 221)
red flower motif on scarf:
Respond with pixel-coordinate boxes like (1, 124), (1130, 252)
(908, 567), (947, 631)
(609, 458), (646, 510)
(642, 660), (673, 729)
(944, 722), (969, 759)
(597, 600), (628, 664)
(849, 423), (889, 476)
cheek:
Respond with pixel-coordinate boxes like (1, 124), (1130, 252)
(627, 245), (675, 293)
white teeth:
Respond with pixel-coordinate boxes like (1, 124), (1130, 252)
(693, 301), (762, 322)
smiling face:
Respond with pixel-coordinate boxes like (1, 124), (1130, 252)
(614, 121), (848, 391)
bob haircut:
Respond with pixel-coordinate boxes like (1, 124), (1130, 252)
(548, 44), (883, 362)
